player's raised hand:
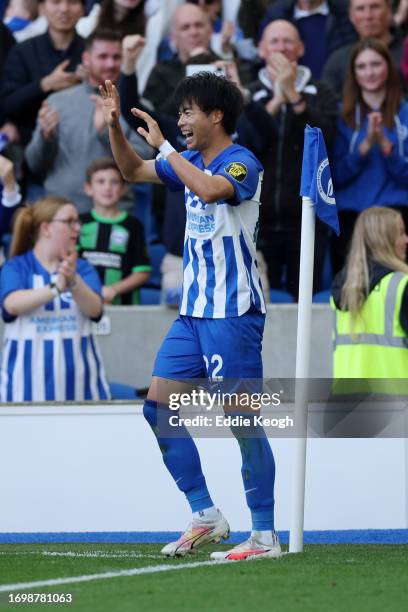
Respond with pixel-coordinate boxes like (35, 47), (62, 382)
(131, 108), (165, 149)
(99, 80), (121, 128)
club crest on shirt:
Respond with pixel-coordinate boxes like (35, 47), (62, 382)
(225, 162), (247, 183)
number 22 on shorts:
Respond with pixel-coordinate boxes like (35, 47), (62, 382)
(203, 353), (223, 380)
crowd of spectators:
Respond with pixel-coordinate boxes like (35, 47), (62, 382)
(2, 0), (408, 309)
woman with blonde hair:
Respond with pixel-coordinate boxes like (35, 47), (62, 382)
(331, 206), (408, 378)
(0, 196), (110, 401)
(331, 38), (408, 274)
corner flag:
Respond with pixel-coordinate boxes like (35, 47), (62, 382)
(300, 125), (340, 236)
(290, 125), (339, 554)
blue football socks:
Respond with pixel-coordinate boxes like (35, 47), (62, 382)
(143, 399), (275, 530)
(230, 426), (275, 532)
(143, 399), (214, 513)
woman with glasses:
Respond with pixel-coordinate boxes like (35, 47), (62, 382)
(0, 196), (110, 402)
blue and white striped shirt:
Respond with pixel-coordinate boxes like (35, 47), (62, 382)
(0, 251), (110, 402)
(156, 144), (266, 318)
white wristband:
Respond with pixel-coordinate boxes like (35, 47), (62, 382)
(159, 140), (176, 159)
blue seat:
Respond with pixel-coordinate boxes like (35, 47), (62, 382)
(139, 287), (161, 305)
(163, 287), (182, 307)
(132, 183), (159, 243)
(147, 243), (167, 288)
(321, 244), (333, 290)
(312, 289), (331, 303)
(1, 233), (11, 258)
(269, 289), (295, 303)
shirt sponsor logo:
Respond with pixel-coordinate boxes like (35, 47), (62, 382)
(225, 162), (247, 183)
(187, 211), (215, 234)
(29, 314), (78, 334)
(83, 251), (122, 269)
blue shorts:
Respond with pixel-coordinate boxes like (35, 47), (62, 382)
(153, 311), (265, 381)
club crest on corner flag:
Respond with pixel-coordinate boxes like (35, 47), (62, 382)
(300, 125), (340, 236)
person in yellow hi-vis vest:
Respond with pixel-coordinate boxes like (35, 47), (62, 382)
(331, 206), (408, 380)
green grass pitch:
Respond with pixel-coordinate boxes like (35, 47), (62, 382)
(0, 543), (407, 611)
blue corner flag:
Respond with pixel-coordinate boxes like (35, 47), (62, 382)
(300, 125), (340, 236)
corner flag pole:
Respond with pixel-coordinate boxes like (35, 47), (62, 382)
(289, 126), (339, 553)
(289, 195), (315, 553)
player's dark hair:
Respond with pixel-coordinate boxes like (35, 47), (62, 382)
(173, 72), (244, 135)
(85, 28), (122, 51)
(85, 157), (124, 183)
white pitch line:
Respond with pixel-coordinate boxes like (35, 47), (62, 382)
(0, 559), (231, 593)
(41, 551), (163, 560)
(0, 551), (162, 560)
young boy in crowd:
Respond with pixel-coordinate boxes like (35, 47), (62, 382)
(78, 157), (151, 305)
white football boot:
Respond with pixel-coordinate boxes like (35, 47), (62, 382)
(161, 510), (230, 557)
(210, 530), (282, 561)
